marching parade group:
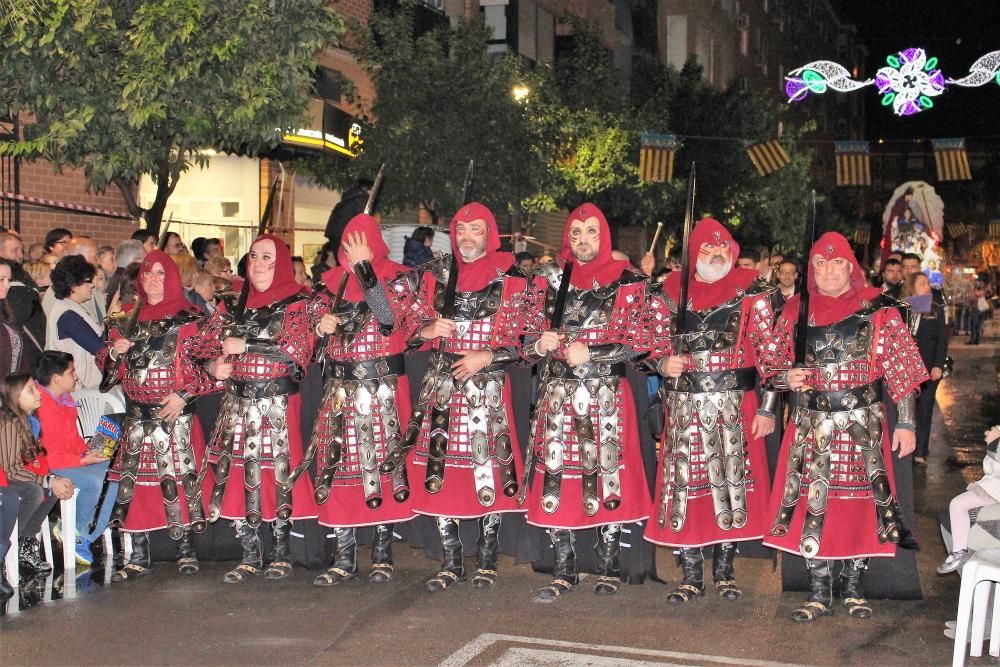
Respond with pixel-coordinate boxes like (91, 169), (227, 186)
(54, 200), (928, 623)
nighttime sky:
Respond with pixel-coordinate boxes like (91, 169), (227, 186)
(835, 0), (1000, 140)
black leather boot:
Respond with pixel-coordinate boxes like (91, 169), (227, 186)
(0, 566), (12, 599)
(223, 520), (262, 584)
(111, 532), (152, 582)
(264, 520), (293, 580)
(472, 514), (501, 589)
(792, 558), (834, 622)
(314, 527), (358, 586)
(666, 547), (705, 604)
(176, 528), (199, 575)
(712, 542), (741, 601)
(369, 524), (394, 583)
(593, 524), (622, 595)
(18, 536), (52, 575)
(426, 517), (465, 592)
(535, 529), (579, 601)
(839, 558), (873, 618)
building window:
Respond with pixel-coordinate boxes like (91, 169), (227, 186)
(481, 0), (517, 55)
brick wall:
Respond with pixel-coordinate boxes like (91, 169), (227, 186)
(15, 158), (138, 247)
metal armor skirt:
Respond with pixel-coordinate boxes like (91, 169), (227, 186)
(644, 388), (770, 548)
(108, 410), (214, 534)
(525, 377), (651, 529)
(206, 391), (318, 524)
(312, 373), (416, 528)
(409, 367), (526, 519)
(763, 400), (899, 560)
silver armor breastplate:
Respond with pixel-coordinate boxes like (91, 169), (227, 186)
(228, 294), (304, 341)
(125, 311), (199, 372)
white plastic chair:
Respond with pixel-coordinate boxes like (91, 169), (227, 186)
(953, 548), (1000, 665)
(71, 387), (126, 440)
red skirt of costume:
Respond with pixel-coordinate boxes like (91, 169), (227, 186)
(208, 392), (318, 522)
(762, 407), (898, 559)
(644, 391), (771, 548)
(526, 381), (650, 529)
(108, 417), (216, 533)
(315, 376), (416, 528)
(410, 379), (525, 519)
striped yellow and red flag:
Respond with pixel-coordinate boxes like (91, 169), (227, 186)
(932, 138), (972, 181)
(745, 139), (790, 176)
(834, 141), (872, 187)
(639, 132), (677, 182)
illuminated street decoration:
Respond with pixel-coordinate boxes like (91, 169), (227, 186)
(786, 48), (1000, 116)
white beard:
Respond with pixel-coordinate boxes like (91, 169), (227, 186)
(695, 257), (731, 282)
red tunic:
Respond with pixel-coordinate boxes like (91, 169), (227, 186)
(98, 312), (221, 532)
(762, 297), (928, 558)
(408, 267), (534, 519)
(190, 297), (318, 522)
(311, 275), (423, 528)
(644, 280), (781, 548)
(523, 270), (652, 529)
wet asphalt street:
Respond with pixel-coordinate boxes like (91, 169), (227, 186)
(2, 336), (997, 666)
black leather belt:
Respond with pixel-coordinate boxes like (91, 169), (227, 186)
(799, 380), (883, 412)
(440, 351), (510, 375)
(127, 401), (194, 420)
(227, 376), (299, 398)
(324, 354), (405, 380)
(548, 360), (626, 380)
(671, 367), (758, 393)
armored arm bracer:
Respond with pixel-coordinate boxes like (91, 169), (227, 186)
(588, 343), (641, 365)
(354, 261), (395, 330)
(895, 390), (917, 431)
(491, 345), (522, 366)
(757, 388), (779, 418)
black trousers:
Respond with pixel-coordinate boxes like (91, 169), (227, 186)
(915, 379), (939, 459)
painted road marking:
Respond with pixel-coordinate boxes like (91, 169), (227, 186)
(439, 633), (814, 667)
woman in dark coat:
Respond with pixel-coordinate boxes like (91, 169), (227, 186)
(903, 271), (949, 465)
(402, 226), (435, 267)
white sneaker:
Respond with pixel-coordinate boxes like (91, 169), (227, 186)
(938, 549), (970, 574)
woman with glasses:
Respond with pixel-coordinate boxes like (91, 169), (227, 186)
(44, 255), (103, 389)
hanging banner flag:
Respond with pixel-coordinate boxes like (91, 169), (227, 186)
(745, 139), (790, 176)
(639, 132), (677, 182)
(834, 141), (872, 186)
(947, 222), (970, 237)
(932, 138), (972, 181)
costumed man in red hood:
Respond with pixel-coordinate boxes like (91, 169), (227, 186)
(762, 232), (927, 622)
(401, 202), (535, 592)
(191, 234), (318, 583)
(647, 218), (785, 605)
(306, 213), (421, 586)
(523, 203), (653, 600)
(98, 250), (222, 581)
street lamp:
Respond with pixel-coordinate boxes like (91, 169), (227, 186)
(512, 84), (530, 101)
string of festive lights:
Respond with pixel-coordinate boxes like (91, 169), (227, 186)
(785, 48), (1000, 116)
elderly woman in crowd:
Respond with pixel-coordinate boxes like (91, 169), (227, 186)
(45, 255), (103, 389)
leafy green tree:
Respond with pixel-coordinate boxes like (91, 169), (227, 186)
(320, 4), (545, 224)
(0, 0), (344, 235)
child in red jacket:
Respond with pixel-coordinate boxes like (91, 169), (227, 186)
(35, 351), (115, 566)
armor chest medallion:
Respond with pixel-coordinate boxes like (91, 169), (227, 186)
(435, 277), (505, 331)
(126, 316), (189, 370)
(678, 298), (743, 356)
(804, 311), (875, 367)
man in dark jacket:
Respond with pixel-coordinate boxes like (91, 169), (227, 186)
(324, 180), (371, 253)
